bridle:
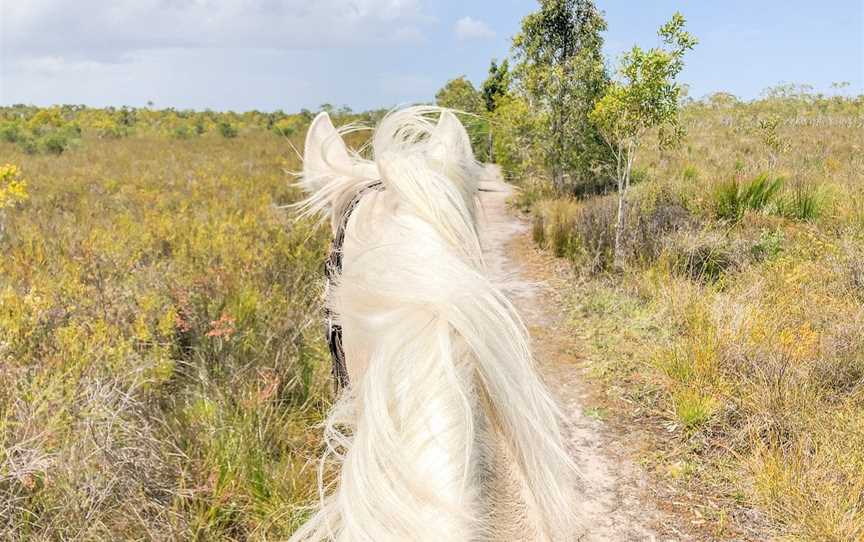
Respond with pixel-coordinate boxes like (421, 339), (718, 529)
(324, 181), (383, 391)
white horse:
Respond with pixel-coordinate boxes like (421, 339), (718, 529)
(291, 107), (578, 541)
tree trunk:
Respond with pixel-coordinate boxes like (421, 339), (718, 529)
(613, 148), (633, 271)
(552, 166), (565, 193)
(613, 176), (626, 271)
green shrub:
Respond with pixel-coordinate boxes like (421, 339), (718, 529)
(218, 121), (238, 139)
(750, 229), (785, 261)
(714, 173), (784, 221)
(779, 183), (824, 221)
(0, 121), (21, 143)
(681, 164), (699, 183)
(174, 125), (192, 139)
(38, 132), (70, 155)
(16, 134), (38, 154)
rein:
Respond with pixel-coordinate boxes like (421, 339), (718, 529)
(324, 182), (383, 391)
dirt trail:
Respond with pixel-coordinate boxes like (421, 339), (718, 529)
(478, 171), (693, 542)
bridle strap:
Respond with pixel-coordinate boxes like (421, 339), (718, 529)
(324, 182), (383, 391)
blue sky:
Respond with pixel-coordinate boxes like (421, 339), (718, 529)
(1, 0), (861, 111)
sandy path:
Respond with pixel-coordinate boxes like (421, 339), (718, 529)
(478, 171), (692, 542)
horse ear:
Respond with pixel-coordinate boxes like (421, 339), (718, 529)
(430, 110), (473, 161)
(430, 110), (474, 170)
(304, 112), (353, 180)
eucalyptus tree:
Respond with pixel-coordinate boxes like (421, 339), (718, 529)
(511, 0), (611, 194)
(480, 60), (512, 160)
(590, 12), (697, 269)
(481, 59), (511, 113)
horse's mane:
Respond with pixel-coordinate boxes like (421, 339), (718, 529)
(290, 106), (578, 541)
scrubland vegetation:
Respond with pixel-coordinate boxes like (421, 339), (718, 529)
(531, 90), (864, 540)
(437, 1), (864, 537)
(0, 107), (365, 538)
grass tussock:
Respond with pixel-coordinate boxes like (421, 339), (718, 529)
(0, 131), (334, 539)
(530, 92), (864, 540)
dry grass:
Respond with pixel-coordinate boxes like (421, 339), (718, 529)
(529, 92), (864, 540)
(0, 128), (336, 539)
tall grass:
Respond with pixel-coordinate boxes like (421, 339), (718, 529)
(713, 173), (784, 221)
(0, 131), (333, 539)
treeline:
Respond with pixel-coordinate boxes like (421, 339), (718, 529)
(436, 0), (701, 269)
(0, 103), (385, 155)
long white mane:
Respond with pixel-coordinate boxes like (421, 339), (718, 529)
(291, 106), (577, 541)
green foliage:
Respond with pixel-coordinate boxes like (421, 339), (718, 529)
(172, 123), (193, 139)
(481, 59), (511, 112)
(750, 229), (785, 261)
(590, 12), (697, 151)
(435, 76), (484, 113)
(757, 115), (790, 168)
(673, 389), (718, 430)
(490, 94), (546, 181)
(272, 116), (305, 138)
(511, 0), (613, 194)
(0, 121), (21, 143)
(0, 104), (332, 155)
(218, 121), (238, 139)
(779, 182), (824, 221)
(38, 131), (72, 155)
(713, 173), (784, 221)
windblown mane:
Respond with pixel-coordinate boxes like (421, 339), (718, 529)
(291, 106), (578, 541)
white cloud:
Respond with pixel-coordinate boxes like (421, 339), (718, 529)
(453, 16), (495, 41)
(0, 0), (451, 111)
(2, 0), (429, 62)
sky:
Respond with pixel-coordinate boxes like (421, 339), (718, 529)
(1, 0), (862, 111)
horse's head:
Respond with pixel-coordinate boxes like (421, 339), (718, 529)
(299, 107), (481, 230)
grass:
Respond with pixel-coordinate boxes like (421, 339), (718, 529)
(713, 173), (784, 221)
(528, 91), (864, 540)
(0, 127), (336, 539)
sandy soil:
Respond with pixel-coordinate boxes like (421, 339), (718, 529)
(477, 171), (696, 542)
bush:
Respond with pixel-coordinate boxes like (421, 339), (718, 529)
(38, 131), (70, 155)
(218, 121), (238, 139)
(0, 121), (21, 143)
(533, 185), (692, 273)
(665, 228), (738, 282)
(0, 164), (29, 209)
(272, 118), (299, 138)
(16, 134), (38, 154)
(778, 182), (824, 221)
(713, 173), (784, 221)
(171, 124), (192, 139)
(749, 229), (785, 262)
